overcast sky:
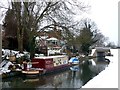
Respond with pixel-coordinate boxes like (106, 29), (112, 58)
(81, 0), (119, 45)
(0, 0), (119, 45)
(91, 0), (118, 45)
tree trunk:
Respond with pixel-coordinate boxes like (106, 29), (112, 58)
(17, 28), (24, 53)
(30, 36), (36, 59)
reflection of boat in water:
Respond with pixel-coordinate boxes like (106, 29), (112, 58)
(89, 62), (108, 74)
(88, 59), (96, 66)
(88, 59), (109, 74)
(70, 65), (79, 71)
(23, 78), (39, 83)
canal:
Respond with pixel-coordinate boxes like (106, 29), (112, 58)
(1, 58), (109, 89)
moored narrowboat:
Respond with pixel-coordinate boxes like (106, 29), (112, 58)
(22, 62), (44, 77)
(31, 55), (71, 74)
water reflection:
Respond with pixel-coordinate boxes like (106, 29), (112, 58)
(89, 58), (109, 74)
(70, 65), (79, 72)
(2, 58), (109, 89)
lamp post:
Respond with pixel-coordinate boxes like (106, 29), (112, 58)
(0, 24), (2, 64)
(0, 24), (2, 89)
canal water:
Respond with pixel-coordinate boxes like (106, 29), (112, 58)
(1, 58), (109, 89)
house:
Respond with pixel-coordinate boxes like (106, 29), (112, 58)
(35, 36), (66, 56)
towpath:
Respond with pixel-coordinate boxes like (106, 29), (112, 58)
(82, 49), (118, 88)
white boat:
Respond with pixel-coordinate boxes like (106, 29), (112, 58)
(68, 57), (79, 65)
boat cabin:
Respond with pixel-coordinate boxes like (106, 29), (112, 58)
(31, 55), (69, 73)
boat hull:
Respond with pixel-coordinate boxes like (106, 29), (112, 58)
(43, 64), (71, 74)
(22, 70), (40, 75)
(21, 70), (41, 78)
(32, 55), (71, 75)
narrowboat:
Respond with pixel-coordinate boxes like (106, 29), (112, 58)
(31, 55), (71, 74)
(22, 62), (43, 77)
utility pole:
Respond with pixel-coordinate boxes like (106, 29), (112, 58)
(0, 24), (2, 64)
(0, 24), (2, 89)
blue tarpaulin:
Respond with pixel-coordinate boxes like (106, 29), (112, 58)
(69, 57), (79, 63)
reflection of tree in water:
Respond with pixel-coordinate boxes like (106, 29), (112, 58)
(42, 71), (68, 88)
(2, 77), (28, 89)
(80, 61), (97, 85)
(2, 77), (22, 88)
(2, 76), (47, 89)
(2, 81), (11, 88)
(52, 74), (62, 88)
(72, 71), (76, 78)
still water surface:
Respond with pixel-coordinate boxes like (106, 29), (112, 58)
(2, 59), (109, 89)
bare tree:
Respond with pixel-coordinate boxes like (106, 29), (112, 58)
(2, 0), (88, 58)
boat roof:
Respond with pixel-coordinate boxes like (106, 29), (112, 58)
(95, 47), (111, 52)
(34, 55), (67, 59)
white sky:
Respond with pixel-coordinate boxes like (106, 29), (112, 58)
(78, 0), (119, 45)
(0, 0), (119, 45)
(90, 0), (118, 45)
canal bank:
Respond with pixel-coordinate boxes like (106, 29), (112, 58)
(82, 49), (118, 88)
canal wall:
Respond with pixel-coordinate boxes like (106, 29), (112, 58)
(82, 49), (118, 88)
